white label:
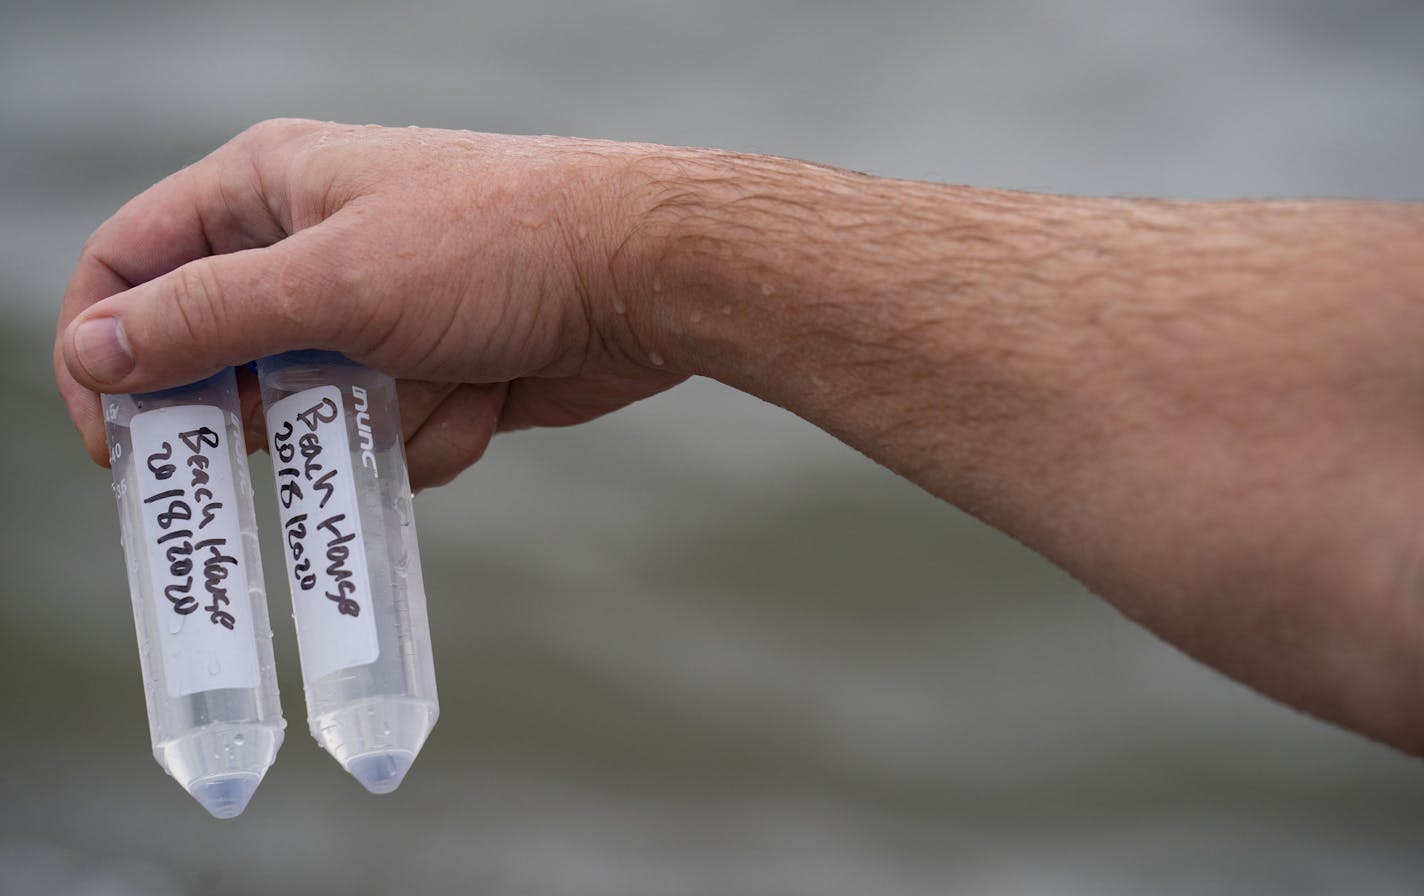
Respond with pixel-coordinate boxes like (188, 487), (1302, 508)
(267, 385), (380, 682)
(131, 405), (261, 698)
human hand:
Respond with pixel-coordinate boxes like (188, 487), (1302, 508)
(56, 118), (683, 488)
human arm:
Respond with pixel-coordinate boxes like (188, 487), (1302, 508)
(56, 119), (1424, 754)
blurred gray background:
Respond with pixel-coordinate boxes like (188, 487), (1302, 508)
(3, 1), (1424, 894)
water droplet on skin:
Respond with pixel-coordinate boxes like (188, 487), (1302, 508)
(612, 297), (627, 315)
(721, 305), (733, 316)
(651, 275), (663, 293)
(760, 283), (774, 296)
(689, 310), (703, 324)
(577, 225), (588, 240)
(648, 352), (665, 367)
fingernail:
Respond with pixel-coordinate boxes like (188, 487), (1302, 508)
(74, 316), (134, 384)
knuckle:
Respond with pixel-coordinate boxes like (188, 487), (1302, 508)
(271, 255), (323, 330)
(241, 117), (318, 144)
(270, 246), (350, 339)
(173, 263), (223, 343)
(80, 225), (104, 256)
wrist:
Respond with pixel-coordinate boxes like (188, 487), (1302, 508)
(610, 148), (1012, 490)
(596, 145), (778, 378)
(613, 148), (892, 386)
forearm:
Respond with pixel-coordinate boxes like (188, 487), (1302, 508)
(622, 152), (1281, 529)
(618, 148), (1424, 752)
(628, 155), (1107, 515)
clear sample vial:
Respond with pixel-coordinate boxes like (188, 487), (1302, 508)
(256, 351), (438, 794)
(103, 369), (285, 819)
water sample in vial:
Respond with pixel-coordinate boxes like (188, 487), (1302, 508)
(256, 351), (438, 794)
(103, 369), (285, 819)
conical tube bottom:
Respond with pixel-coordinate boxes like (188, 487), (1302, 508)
(311, 696), (436, 795)
(188, 773), (261, 819)
(155, 722), (283, 819)
(345, 750), (415, 794)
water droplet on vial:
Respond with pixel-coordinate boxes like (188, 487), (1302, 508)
(208, 656), (222, 675)
(233, 733), (246, 745)
(381, 723), (392, 736)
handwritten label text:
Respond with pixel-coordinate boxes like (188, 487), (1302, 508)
(267, 385), (380, 682)
(131, 404), (260, 697)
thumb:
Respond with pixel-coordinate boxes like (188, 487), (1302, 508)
(63, 227), (353, 393)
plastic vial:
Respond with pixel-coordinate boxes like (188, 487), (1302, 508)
(103, 369), (285, 819)
(256, 351), (438, 794)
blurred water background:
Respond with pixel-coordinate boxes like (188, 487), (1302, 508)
(4, 1), (1424, 893)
